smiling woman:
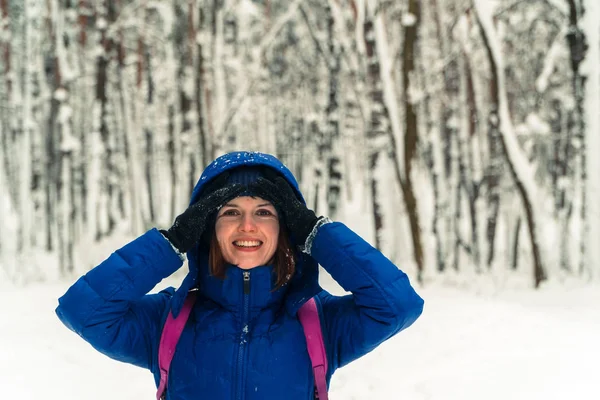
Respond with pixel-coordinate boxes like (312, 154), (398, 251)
(55, 151), (424, 400)
(210, 195), (296, 289)
(215, 196), (280, 270)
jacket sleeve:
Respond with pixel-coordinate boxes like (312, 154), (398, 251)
(311, 222), (424, 370)
(55, 228), (184, 369)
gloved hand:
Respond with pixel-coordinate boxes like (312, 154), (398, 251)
(162, 172), (245, 253)
(248, 170), (321, 245)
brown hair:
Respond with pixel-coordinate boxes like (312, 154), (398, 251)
(208, 227), (296, 290)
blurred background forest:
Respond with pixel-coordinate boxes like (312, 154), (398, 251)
(1, 0), (599, 289)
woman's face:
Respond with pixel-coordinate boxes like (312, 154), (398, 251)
(215, 196), (280, 270)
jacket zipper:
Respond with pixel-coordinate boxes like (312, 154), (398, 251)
(236, 271), (251, 400)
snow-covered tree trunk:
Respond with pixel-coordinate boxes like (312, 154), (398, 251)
(399, 0), (425, 279)
(118, 64), (144, 236)
(94, 0), (117, 239)
(1, 0), (10, 98)
(0, 0), (17, 280)
(362, 10), (389, 253)
(195, 1), (210, 168)
(474, 1), (548, 287)
(58, 114), (75, 277)
(582, 0), (600, 281)
(211, 0), (228, 157)
(186, 0), (204, 182)
(0, 123), (18, 281)
(563, 0), (586, 277)
(456, 13), (483, 272)
(168, 93), (183, 222)
(140, 37), (157, 225)
(174, 0), (197, 197)
(423, 101), (445, 272)
(324, 2), (342, 220)
(44, 1), (61, 254)
(18, 0), (33, 263)
(50, 0), (77, 278)
(432, 0), (462, 272)
(0, 123), (11, 274)
(327, 0), (368, 213)
(424, 0), (457, 273)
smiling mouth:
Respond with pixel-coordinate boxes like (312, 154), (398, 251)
(233, 240), (263, 248)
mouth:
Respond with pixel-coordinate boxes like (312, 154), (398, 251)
(232, 240), (263, 251)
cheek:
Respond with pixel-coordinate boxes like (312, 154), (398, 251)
(214, 223), (232, 247)
(265, 224), (280, 251)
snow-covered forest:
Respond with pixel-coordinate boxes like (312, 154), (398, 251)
(1, 0), (599, 289)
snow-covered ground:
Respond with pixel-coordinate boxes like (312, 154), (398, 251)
(1, 273), (598, 400)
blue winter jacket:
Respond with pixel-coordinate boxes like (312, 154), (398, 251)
(56, 151), (424, 400)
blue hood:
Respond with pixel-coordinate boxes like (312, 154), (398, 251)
(170, 151), (321, 317)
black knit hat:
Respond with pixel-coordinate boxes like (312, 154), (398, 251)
(224, 166), (284, 220)
(225, 166), (265, 189)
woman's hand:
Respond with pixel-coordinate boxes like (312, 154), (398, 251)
(249, 170), (320, 245)
(163, 173), (245, 253)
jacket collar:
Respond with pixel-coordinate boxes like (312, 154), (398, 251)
(170, 248), (322, 318)
(200, 262), (287, 317)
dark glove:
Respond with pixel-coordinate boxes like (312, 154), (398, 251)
(248, 170), (320, 245)
(162, 172), (245, 253)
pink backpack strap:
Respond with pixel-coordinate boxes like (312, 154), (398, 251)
(156, 291), (198, 400)
(298, 297), (329, 400)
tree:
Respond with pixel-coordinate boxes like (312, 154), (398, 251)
(582, 0), (600, 281)
(474, 0), (548, 287)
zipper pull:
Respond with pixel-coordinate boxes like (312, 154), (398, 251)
(243, 271), (250, 295)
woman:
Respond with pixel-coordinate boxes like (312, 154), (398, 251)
(56, 151), (424, 400)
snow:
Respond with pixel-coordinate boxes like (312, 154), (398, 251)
(515, 113), (551, 137)
(402, 13), (417, 27)
(535, 28), (566, 93)
(53, 88), (69, 102)
(147, 1), (174, 36)
(60, 132), (80, 153)
(2, 276), (598, 399)
(545, 0), (569, 15)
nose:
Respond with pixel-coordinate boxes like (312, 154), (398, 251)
(238, 213), (257, 232)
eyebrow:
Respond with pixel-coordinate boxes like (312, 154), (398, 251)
(223, 202), (273, 208)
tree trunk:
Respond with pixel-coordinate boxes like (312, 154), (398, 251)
(143, 46), (157, 223)
(363, 16), (389, 252)
(431, 0), (462, 272)
(425, 126), (445, 272)
(474, 2), (547, 287)
(211, 0), (227, 156)
(582, 0), (600, 280)
(511, 216), (521, 270)
(195, 2), (210, 168)
(400, 0), (425, 280)
(564, 0), (586, 276)
(462, 54), (482, 270)
(0, 123), (18, 281)
(45, 2), (62, 253)
(95, 0), (116, 239)
(18, 0), (33, 262)
(325, 2), (342, 220)
(1, 0), (11, 97)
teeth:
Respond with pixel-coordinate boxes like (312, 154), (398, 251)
(234, 240), (261, 247)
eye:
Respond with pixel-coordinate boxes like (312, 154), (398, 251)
(220, 209), (239, 217)
(256, 209), (275, 217)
